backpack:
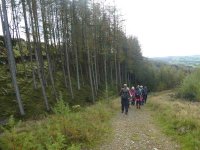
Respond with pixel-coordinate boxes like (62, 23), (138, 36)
(121, 88), (129, 99)
(144, 87), (148, 95)
(135, 89), (141, 97)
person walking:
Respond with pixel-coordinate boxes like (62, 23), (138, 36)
(129, 86), (136, 105)
(140, 85), (145, 105)
(119, 84), (130, 115)
(143, 86), (148, 104)
(135, 86), (142, 109)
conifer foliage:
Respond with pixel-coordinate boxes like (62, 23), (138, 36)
(0, 0), (143, 115)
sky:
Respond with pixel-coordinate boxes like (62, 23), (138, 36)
(1, 0), (200, 58)
(110, 0), (200, 57)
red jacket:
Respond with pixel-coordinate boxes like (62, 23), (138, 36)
(129, 89), (135, 97)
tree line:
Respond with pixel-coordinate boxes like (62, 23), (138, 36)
(0, 0), (144, 116)
(0, 0), (188, 117)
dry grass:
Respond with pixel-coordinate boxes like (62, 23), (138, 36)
(148, 90), (200, 150)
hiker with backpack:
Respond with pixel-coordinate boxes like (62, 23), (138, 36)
(140, 85), (145, 105)
(143, 86), (148, 104)
(129, 86), (136, 105)
(119, 84), (130, 115)
(135, 85), (142, 109)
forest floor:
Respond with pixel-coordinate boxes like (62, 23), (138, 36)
(94, 93), (180, 150)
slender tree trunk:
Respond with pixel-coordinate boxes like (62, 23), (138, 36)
(49, 6), (57, 73)
(86, 44), (95, 103)
(56, 8), (68, 89)
(113, 5), (118, 90)
(94, 49), (98, 90)
(11, 0), (26, 76)
(32, 0), (47, 87)
(40, 0), (57, 100)
(110, 61), (113, 86)
(79, 64), (85, 86)
(114, 52), (118, 89)
(62, 1), (74, 99)
(65, 41), (74, 99)
(0, 1), (25, 115)
(83, 0), (95, 102)
(28, 0), (49, 110)
(21, 0), (37, 89)
(104, 53), (108, 100)
(118, 61), (121, 86)
(93, 0), (99, 92)
(71, 0), (80, 90)
(92, 59), (97, 96)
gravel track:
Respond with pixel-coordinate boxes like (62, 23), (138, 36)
(95, 99), (180, 150)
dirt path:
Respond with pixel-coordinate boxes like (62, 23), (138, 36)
(95, 98), (180, 150)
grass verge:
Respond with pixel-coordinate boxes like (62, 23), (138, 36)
(0, 97), (119, 150)
(147, 91), (200, 150)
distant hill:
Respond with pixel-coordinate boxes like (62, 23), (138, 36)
(150, 55), (200, 68)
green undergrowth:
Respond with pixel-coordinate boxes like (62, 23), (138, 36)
(178, 69), (200, 101)
(0, 64), (118, 120)
(0, 96), (119, 150)
(147, 92), (200, 150)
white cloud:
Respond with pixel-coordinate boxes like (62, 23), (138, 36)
(113, 0), (200, 57)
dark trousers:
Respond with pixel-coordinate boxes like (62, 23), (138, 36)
(121, 98), (129, 113)
(136, 101), (141, 109)
(135, 96), (141, 109)
(131, 97), (135, 105)
(144, 94), (147, 103)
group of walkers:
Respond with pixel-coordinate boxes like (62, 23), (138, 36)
(119, 84), (148, 115)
